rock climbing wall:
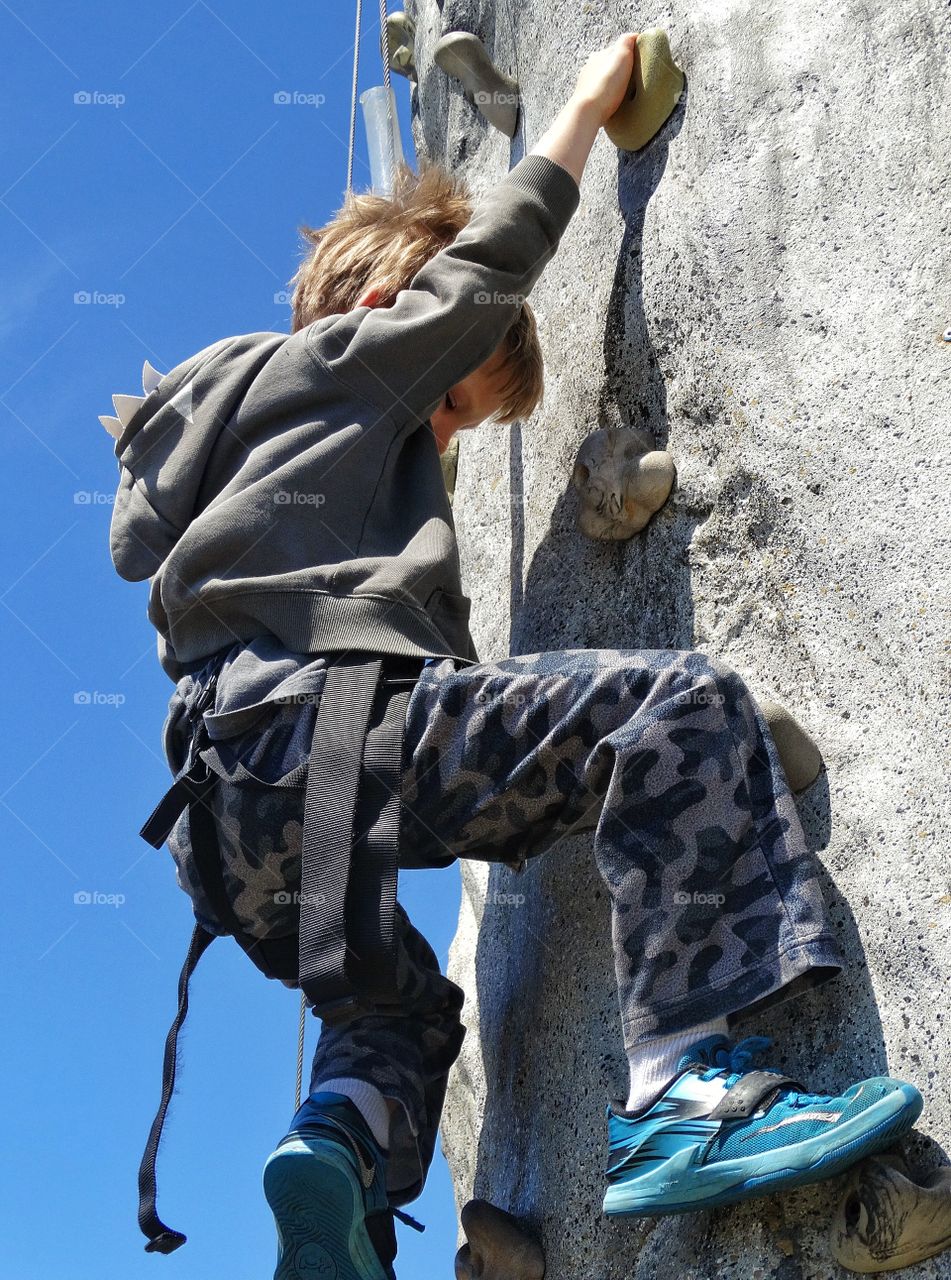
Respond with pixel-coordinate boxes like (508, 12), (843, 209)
(406, 0), (951, 1275)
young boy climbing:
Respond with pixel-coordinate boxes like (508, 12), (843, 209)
(109, 32), (924, 1280)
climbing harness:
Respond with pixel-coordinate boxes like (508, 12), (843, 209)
(136, 653), (426, 1252)
(133, 5), (425, 1254)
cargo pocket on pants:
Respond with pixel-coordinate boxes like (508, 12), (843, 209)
(173, 697), (320, 940)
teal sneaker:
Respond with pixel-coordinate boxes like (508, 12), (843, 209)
(603, 1034), (923, 1218)
(263, 1091), (420, 1280)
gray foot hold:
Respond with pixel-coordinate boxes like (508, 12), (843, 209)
(454, 1199), (545, 1279)
(572, 426), (675, 540)
(386, 12), (417, 81)
(433, 32), (520, 137)
(831, 1152), (951, 1273)
(758, 698), (823, 793)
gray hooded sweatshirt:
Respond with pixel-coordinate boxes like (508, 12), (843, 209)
(109, 153), (581, 685)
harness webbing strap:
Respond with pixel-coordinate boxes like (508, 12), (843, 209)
(139, 666), (219, 852)
(138, 922), (216, 1254)
(298, 658), (383, 1019)
(347, 683), (413, 1007)
(139, 773), (200, 850)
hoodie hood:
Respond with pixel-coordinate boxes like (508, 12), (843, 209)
(105, 333), (283, 582)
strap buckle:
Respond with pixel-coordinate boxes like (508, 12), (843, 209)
(188, 667), (219, 722)
(310, 992), (367, 1025)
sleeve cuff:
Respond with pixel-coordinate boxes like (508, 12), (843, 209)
(503, 152), (582, 225)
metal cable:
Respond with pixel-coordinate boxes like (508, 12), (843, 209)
(378, 0), (398, 192)
(346, 0), (363, 193)
(295, 990), (306, 1111)
(379, 0), (391, 97)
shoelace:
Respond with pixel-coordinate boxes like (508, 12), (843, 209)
(699, 1035), (835, 1109)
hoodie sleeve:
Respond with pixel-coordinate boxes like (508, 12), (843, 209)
(108, 332), (282, 581)
(305, 152), (581, 427)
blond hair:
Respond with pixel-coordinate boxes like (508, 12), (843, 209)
(289, 159), (543, 426)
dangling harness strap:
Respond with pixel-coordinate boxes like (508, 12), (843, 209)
(137, 922), (216, 1253)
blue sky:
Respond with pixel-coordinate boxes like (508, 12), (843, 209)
(1, 3), (463, 1275)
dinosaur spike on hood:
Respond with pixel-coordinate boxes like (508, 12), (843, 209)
(113, 392), (146, 427)
(99, 414), (124, 440)
(142, 359), (163, 395)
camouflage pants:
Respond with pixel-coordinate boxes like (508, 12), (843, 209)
(164, 647), (843, 1206)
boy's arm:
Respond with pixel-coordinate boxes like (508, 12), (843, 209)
(305, 149), (581, 429)
(305, 35), (638, 429)
(530, 95), (601, 187)
(531, 34), (638, 184)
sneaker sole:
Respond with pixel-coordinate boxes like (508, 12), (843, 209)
(603, 1083), (923, 1218)
(263, 1136), (390, 1280)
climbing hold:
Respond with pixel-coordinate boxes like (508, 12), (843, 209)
(942, 327), (951, 343)
(604, 28), (685, 152)
(758, 698), (823, 793)
(831, 1151), (951, 1273)
(386, 12), (417, 81)
(433, 32), (520, 137)
(454, 1199), (545, 1280)
(572, 426), (675, 539)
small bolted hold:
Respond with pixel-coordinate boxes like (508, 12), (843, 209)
(757, 698), (824, 793)
(572, 426), (675, 540)
(831, 1151), (951, 1273)
(434, 31), (520, 137)
(454, 1199), (546, 1280)
(386, 12), (417, 81)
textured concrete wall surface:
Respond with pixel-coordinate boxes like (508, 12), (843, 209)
(407, 1), (950, 1275)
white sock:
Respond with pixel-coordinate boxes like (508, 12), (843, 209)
(625, 1016), (730, 1113)
(314, 1077), (391, 1149)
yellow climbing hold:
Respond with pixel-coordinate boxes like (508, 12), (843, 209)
(604, 29), (685, 152)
